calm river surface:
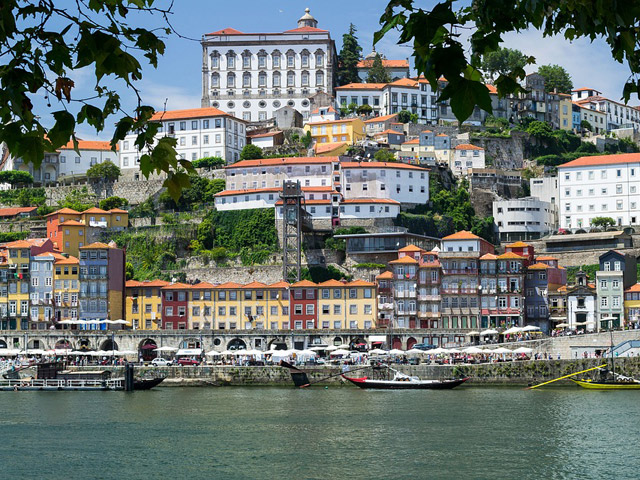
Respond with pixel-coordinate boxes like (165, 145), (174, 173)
(1, 386), (639, 479)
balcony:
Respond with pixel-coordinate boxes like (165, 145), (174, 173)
(377, 302), (394, 310)
(395, 273), (417, 280)
(441, 268), (478, 275)
(396, 309), (417, 316)
(394, 291), (416, 298)
(418, 311), (440, 318)
(441, 288), (478, 295)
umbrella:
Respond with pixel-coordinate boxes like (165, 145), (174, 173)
(463, 346), (485, 354)
(325, 345), (339, 351)
(491, 347), (514, 354)
(388, 348), (406, 355)
(503, 327), (523, 335)
(0, 348), (21, 356)
(428, 347), (447, 354)
(205, 350), (222, 356)
(555, 323), (569, 328)
(513, 347), (533, 354)
(299, 349), (317, 356)
(118, 350), (137, 356)
(521, 325), (540, 332)
(336, 344), (350, 349)
(111, 319), (128, 325)
(369, 348), (388, 355)
(329, 349), (351, 356)
(308, 346), (327, 351)
(446, 348), (462, 354)
(467, 331), (480, 336)
(406, 348), (426, 355)
(480, 329), (499, 335)
(153, 346), (178, 352)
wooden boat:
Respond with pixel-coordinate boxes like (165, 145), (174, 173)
(570, 370), (640, 390)
(342, 371), (469, 390)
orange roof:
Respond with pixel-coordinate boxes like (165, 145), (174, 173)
(58, 220), (85, 227)
(191, 281), (214, 289)
(389, 256), (418, 264)
(59, 139), (114, 151)
(340, 161), (426, 171)
(248, 130), (282, 138)
(310, 106), (337, 114)
(454, 144), (484, 150)
(315, 142), (347, 155)
(207, 27), (244, 35)
(226, 157), (336, 169)
(402, 138), (419, 144)
(54, 255), (79, 265)
(214, 281), (242, 289)
(150, 107), (235, 122)
(497, 252), (524, 260)
(126, 279), (170, 288)
(536, 255), (558, 261)
(3, 240), (33, 248)
(364, 113), (398, 123)
(79, 242), (112, 249)
(421, 130), (433, 133)
(398, 244), (422, 252)
(82, 207), (108, 214)
(335, 83), (387, 91)
(376, 271), (393, 280)
(486, 84), (498, 94)
(559, 153), (640, 168)
(387, 78), (418, 88)
(572, 87), (598, 92)
(374, 129), (405, 136)
(341, 198), (399, 204)
(242, 281), (268, 289)
(109, 208), (128, 214)
(357, 59), (409, 68)
(283, 26), (329, 33)
(161, 282), (192, 290)
(479, 253), (498, 260)
(318, 279), (345, 287)
(266, 281), (290, 288)
(291, 280), (317, 287)
(306, 118), (363, 126)
(347, 279), (375, 287)
(625, 283), (640, 293)
(215, 187), (281, 197)
(0, 207), (37, 216)
(527, 262), (550, 270)
(442, 230), (482, 241)
(45, 208), (81, 217)
(436, 133), (448, 137)
(506, 241), (531, 248)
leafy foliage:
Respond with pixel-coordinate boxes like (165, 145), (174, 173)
(301, 265), (352, 283)
(337, 23), (362, 85)
(537, 65), (573, 94)
(111, 231), (182, 281)
(0, 1), (194, 200)
(99, 196), (128, 211)
(397, 110), (412, 123)
(197, 209), (278, 255)
(129, 198), (156, 218)
(58, 187), (94, 212)
(590, 217), (615, 228)
(0, 231), (29, 242)
(357, 104), (373, 115)
(375, 0), (640, 122)
(86, 160), (120, 183)
(0, 187), (46, 207)
(0, 171), (33, 186)
(355, 263), (387, 269)
(367, 53), (392, 83)
(481, 48), (527, 80)
(240, 144), (263, 160)
(374, 149), (397, 162)
(159, 175), (225, 211)
(192, 156), (225, 169)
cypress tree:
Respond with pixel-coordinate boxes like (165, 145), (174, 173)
(337, 23), (362, 85)
(367, 53), (391, 83)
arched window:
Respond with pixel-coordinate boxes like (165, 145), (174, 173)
(242, 50), (252, 69)
(287, 71), (295, 87)
(300, 49), (310, 68)
(227, 72), (235, 88)
(226, 51), (236, 69)
(211, 72), (220, 88)
(271, 50), (281, 68)
(301, 70), (309, 87)
(273, 71), (281, 87)
(315, 49), (325, 67)
(258, 71), (267, 87)
(209, 51), (220, 69)
(243, 72), (251, 88)
(286, 49), (295, 68)
(258, 49), (267, 69)
(315, 70), (324, 87)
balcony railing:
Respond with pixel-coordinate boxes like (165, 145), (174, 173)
(377, 302), (394, 310)
(441, 288), (478, 294)
(418, 311), (440, 318)
(442, 268), (478, 275)
(394, 291), (416, 298)
(395, 273), (416, 280)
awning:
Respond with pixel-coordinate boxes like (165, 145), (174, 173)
(176, 348), (203, 356)
(369, 335), (387, 342)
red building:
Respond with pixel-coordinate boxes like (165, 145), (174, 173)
(160, 283), (190, 329)
(504, 240), (535, 266)
(290, 280), (318, 329)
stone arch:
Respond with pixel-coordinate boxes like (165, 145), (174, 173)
(27, 339), (44, 350)
(267, 338), (288, 351)
(179, 337), (201, 350)
(227, 338), (246, 350)
(55, 339), (73, 350)
(407, 337), (418, 349)
(0, 339), (7, 349)
(139, 338), (158, 361)
(77, 337), (92, 351)
(332, 336), (343, 346)
(99, 339), (118, 351)
(349, 336), (366, 351)
(392, 337), (403, 350)
(44, 164), (57, 183)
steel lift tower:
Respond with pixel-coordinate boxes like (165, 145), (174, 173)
(281, 180), (305, 283)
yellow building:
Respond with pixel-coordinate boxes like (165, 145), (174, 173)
(558, 94), (573, 130)
(4, 240), (31, 330)
(189, 282), (214, 330)
(125, 280), (169, 330)
(304, 117), (366, 145)
(264, 281), (290, 330)
(624, 283), (640, 326)
(81, 207), (129, 229)
(57, 220), (86, 257)
(317, 279), (349, 329)
(53, 254), (80, 324)
(213, 282), (242, 330)
(344, 280), (377, 329)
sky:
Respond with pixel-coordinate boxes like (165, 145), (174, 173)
(41, 0), (637, 140)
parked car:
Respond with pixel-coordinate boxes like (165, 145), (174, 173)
(413, 343), (437, 351)
(176, 357), (200, 366)
(151, 357), (174, 367)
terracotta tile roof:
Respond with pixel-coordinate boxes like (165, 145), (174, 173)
(402, 138), (419, 144)
(161, 282), (192, 290)
(315, 141), (347, 155)
(347, 279), (375, 286)
(0, 207), (37, 217)
(79, 242), (112, 249)
(310, 106), (337, 114)
(497, 252), (524, 260)
(572, 87), (598, 92)
(398, 244), (422, 252)
(58, 220), (85, 227)
(109, 208), (128, 214)
(536, 255), (558, 261)
(486, 84), (498, 94)
(374, 129), (405, 135)
(45, 208), (81, 217)
(150, 107), (235, 122)
(389, 256), (418, 264)
(241, 281), (268, 289)
(318, 279), (345, 287)
(341, 198), (399, 205)
(442, 230), (481, 241)
(82, 207), (108, 214)
(226, 157), (336, 169)
(335, 83), (387, 91)
(559, 153), (640, 168)
(142, 280), (171, 287)
(436, 133), (449, 137)
(207, 27), (244, 35)
(301, 186), (336, 192)
(266, 281), (290, 288)
(364, 113), (398, 123)
(454, 144), (484, 150)
(283, 26), (328, 33)
(527, 262), (550, 270)
(248, 130), (282, 138)
(340, 161), (426, 171)
(215, 187), (281, 197)
(306, 118), (362, 126)
(479, 253), (498, 260)
(59, 139), (114, 151)
(387, 78), (418, 88)
(506, 241), (531, 248)
(625, 283), (640, 293)
(214, 282), (243, 289)
(291, 280), (317, 287)
(376, 271), (393, 280)
(357, 59), (409, 68)
(55, 255), (79, 265)
(191, 282), (214, 289)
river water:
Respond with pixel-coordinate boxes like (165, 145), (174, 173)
(1, 386), (638, 479)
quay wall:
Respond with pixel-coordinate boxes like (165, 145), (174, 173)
(71, 357), (640, 387)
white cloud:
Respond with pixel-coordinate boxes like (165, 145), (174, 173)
(136, 81), (202, 112)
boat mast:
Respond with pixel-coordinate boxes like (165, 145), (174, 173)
(610, 318), (615, 376)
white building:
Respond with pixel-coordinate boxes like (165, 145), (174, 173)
(451, 144), (485, 176)
(493, 197), (557, 242)
(557, 153), (640, 230)
(572, 88), (640, 131)
(530, 177), (559, 208)
(200, 8), (337, 123)
(356, 49), (410, 81)
(58, 140), (118, 177)
(118, 107), (247, 168)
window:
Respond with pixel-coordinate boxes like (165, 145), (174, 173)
(601, 297), (608, 307)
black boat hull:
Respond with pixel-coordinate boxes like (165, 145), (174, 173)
(343, 376), (469, 390)
(133, 378), (165, 390)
